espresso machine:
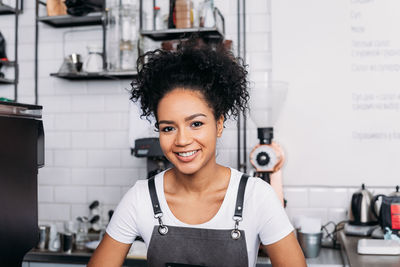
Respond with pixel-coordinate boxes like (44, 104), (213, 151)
(0, 101), (45, 266)
(132, 137), (172, 178)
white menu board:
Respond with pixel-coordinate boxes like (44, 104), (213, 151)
(271, 0), (400, 186)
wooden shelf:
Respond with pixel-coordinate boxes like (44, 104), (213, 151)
(0, 60), (16, 67)
(140, 27), (224, 41)
(0, 78), (15, 84)
(0, 4), (17, 15)
(37, 12), (103, 28)
(50, 71), (137, 80)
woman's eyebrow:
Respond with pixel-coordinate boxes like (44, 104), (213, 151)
(184, 113), (206, 121)
(158, 120), (174, 125)
(158, 113), (206, 125)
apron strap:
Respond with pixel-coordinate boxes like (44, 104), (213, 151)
(148, 177), (162, 216)
(148, 177), (169, 235)
(234, 174), (250, 218)
(231, 174), (250, 240)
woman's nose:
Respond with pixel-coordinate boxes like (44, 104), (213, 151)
(175, 128), (192, 146)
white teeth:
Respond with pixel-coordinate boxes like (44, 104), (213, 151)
(178, 150), (197, 157)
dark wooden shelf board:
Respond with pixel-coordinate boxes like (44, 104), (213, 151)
(0, 78), (15, 84)
(140, 27), (224, 41)
(0, 4), (17, 15)
(0, 61), (16, 67)
(37, 12), (103, 28)
(50, 71), (137, 80)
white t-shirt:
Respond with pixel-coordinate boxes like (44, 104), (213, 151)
(107, 168), (294, 267)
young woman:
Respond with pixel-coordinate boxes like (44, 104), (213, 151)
(88, 40), (306, 267)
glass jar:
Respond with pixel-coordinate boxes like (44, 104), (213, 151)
(84, 45), (103, 73)
(75, 220), (89, 251)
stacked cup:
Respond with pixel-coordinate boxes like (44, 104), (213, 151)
(175, 0), (192, 28)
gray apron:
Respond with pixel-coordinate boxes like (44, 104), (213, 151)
(146, 174), (250, 267)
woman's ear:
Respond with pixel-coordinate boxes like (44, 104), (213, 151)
(217, 115), (224, 137)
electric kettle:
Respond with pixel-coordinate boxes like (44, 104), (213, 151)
(349, 184), (378, 225)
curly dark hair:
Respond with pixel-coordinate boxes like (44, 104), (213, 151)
(130, 39), (249, 125)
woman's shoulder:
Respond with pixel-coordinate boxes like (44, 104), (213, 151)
(230, 168), (274, 195)
(128, 178), (147, 192)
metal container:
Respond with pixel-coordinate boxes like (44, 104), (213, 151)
(60, 232), (74, 254)
(297, 230), (322, 258)
(37, 225), (50, 250)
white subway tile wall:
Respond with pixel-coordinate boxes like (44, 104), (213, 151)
(1, 0), (392, 230)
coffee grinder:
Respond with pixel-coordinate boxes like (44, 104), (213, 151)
(249, 82), (288, 205)
(250, 127), (284, 183)
(132, 137), (172, 178)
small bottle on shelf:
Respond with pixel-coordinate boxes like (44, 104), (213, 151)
(175, 0), (192, 29)
(154, 6), (164, 30)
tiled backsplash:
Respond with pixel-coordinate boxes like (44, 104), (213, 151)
(284, 186), (394, 225)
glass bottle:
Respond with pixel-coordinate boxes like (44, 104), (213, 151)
(120, 41), (135, 70)
(106, 2), (137, 71)
(199, 0), (215, 28)
(154, 6), (163, 31)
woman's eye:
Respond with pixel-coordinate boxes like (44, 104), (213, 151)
(161, 126), (174, 132)
(192, 121), (203, 128)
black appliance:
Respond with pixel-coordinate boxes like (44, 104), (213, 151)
(349, 184), (377, 226)
(0, 101), (44, 266)
(132, 137), (171, 178)
(371, 186), (400, 235)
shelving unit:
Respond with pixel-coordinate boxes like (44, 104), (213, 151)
(33, 0), (226, 102)
(0, 1), (23, 101)
(34, 1), (137, 103)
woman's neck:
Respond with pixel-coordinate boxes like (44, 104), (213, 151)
(166, 164), (230, 196)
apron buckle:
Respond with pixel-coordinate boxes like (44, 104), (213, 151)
(155, 212), (168, 235)
(231, 217), (242, 240)
(231, 229), (241, 240)
(158, 225), (169, 235)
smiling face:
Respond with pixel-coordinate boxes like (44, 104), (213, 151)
(157, 88), (224, 175)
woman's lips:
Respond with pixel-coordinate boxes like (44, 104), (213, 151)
(174, 150), (199, 162)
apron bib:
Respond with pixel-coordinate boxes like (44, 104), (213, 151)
(146, 174), (250, 267)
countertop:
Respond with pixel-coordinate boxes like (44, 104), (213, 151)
(24, 247), (343, 267)
(257, 247), (343, 267)
(24, 248), (147, 266)
(338, 230), (400, 267)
